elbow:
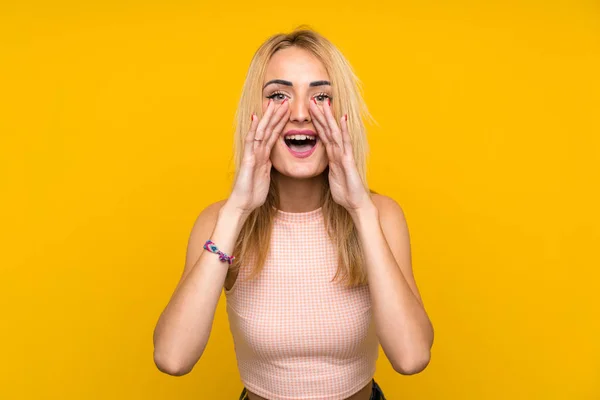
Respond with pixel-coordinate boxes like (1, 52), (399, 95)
(152, 324), (202, 376)
(393, 321), (434, 375)
(392, 350), (431, 375)
(153, 348), (194, 377)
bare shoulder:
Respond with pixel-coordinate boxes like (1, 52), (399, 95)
(188, 199), (229, 241)
(187, 198), (229, 248)
(368, 193), (410, 247)
(194, 199), (229, 224)
(370, 193), (407, 221)
(180, 199), (229, 281)
(369, 192), (422, 302)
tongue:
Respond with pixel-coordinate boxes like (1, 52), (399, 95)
(289, 143), (314, 153)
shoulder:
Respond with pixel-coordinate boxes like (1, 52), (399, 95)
(188, 199), (230, 250)
(182, 199), (229, 276)
(191, 198), (229, 233)
(368, 193), (411, 252)
(199, 198), (229, 218)
(370, 193), (407, 222)
(368, 193), (418, 298)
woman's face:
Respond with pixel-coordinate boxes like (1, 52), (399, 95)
(262, 46), (331, 179)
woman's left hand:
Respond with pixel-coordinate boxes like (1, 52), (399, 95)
(309, 98), (374, 214)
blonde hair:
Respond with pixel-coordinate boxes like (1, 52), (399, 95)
(230, 25), (377, 288)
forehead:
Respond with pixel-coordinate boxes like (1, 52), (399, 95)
(264, 47), (328, 83)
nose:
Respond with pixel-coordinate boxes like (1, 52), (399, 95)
(289, 97), (311, 123)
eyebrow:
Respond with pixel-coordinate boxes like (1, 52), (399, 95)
(262, 79), (331, 90)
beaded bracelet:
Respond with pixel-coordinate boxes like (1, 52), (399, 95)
(203, 240), (235, 264)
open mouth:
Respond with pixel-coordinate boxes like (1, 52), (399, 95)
(284, 135), (318, 153)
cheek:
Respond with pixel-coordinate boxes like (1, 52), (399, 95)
(268, 139), (283, 158)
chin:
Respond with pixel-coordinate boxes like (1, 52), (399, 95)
(272, 163), (327, 179)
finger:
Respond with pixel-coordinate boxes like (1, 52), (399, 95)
(310, 100), (344, 162)
(266, 101), (291, 152)
(310, 105), (337, 162)
(323, 98), (344, 151)
(243, 112), (260, 161)
(309, 99), (333, 146)
(339, 113), (353, 157)
(262, 99), (289, 149)
(254, 99), (276, 148)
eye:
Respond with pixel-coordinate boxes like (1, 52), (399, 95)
(266, 91), (288, 102)
(313, 93), (331, 103)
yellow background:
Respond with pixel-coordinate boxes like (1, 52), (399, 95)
(1, 1), (599, 399)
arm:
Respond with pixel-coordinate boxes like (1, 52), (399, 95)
(152, 200), (246, 376)
(350, 194), (434, 375)
(306, 99), (433, 373)
(153, 98), (290, 376)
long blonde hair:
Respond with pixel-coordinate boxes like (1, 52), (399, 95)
(230, 26), (376, 288)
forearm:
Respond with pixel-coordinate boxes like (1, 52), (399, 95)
(153, 205), (246, 375)
(351, 205), (433, 374)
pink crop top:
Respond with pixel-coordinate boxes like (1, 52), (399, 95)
(224, 206), (379, 399)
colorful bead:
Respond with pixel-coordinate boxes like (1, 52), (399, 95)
(203, 240), (235, 265)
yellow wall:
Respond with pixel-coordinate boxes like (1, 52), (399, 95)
(2, 1), (599, 399)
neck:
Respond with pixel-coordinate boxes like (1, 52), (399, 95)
(272, 169), (327, 213)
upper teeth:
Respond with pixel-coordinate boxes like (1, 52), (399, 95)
(286, 134), (316, 140)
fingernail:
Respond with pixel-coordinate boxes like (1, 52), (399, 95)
(313, 98), (317, 105)
(250, 113), (254, 121)
(282, 98), (287, 105)
(327, 98), (331, 106)
(345, 113), (348, 121)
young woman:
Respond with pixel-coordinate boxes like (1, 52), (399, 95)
(153, 27), (434, 400)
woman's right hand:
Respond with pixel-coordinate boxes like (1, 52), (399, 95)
(226, 98), (291, 216)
